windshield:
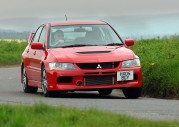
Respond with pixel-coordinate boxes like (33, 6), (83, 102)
(49, 24), (123, 48)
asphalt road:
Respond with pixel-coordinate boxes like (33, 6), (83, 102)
(0, 66), (179, 121)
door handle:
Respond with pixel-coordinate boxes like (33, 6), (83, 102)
(33, 51), (36, 55)
(26, 49), (29, 53)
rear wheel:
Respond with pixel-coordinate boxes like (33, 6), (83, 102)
(122, 87), (142, 99)
(22, 66), (38, 93)
(98, 89), (112, 95)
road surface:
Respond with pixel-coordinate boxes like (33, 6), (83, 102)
(0, 66), (179, 121)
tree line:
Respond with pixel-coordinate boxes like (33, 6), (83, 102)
(0, 31), (29, 39)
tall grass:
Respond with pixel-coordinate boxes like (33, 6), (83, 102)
(0, 40), (27, 66)
(132, 37), (179, 98)
(0, 103), (178, 127)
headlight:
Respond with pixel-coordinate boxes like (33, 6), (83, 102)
(49, 63), (75, 70)
(122, 59), (140, 68)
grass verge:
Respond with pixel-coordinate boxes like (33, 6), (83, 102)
(0, 103), (178, 127)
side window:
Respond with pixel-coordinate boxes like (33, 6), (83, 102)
(32, 26), (43, 42)
(39, 27), (46, 44)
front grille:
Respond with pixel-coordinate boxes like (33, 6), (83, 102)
(77, 62), (119, 69)
(84, 76), (114, 86)
(84, 72), (99, 75)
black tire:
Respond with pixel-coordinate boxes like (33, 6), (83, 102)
(122, 87), (142, 99)
(41, 65), (59, 97)
(22, 66), (38, 93)
(98, 89), (112, 95)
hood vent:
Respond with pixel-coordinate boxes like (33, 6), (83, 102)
(76, 51), (111, 54)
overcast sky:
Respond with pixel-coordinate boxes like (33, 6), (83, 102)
(0, 0), (179, 19)
(0, 0), (178, 38)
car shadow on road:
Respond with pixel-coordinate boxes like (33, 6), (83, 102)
(36, 91), (126, 99)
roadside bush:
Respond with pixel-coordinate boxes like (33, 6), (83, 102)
(132, 37), (179, 98)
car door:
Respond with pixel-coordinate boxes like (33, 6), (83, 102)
(28, 26), (44, 82)
(32, 26), (47, 82)
(23, 32), (35, 78)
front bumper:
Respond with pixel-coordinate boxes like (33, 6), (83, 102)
(45, 67), (142, 91)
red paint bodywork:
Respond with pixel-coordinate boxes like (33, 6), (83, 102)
(21, 21), (142, 92)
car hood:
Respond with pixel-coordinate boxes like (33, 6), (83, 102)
(48, 46), (135, 63)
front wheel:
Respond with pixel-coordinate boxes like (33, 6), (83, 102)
(41, 65), (50, 97)
(122, 87), (142, 99)
(41, 65), (59, 97)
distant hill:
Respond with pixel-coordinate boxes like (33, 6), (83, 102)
(0, 31), (29, 39)
(0, 17), (65, 32)
(0, 13), (178, 39)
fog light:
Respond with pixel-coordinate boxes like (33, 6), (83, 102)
(76, 81), (83, 86)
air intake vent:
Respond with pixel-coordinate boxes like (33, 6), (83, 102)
(84, 76), (114, 86)
(76, 51), (111, 54)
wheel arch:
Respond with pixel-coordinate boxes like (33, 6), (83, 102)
(41, 62), (45, 71)
(41, 62), (45, 76)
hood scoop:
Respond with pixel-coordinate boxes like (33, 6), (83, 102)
(76, 51), (111, 54)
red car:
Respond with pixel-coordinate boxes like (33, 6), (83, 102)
(21, 20), (142, 98)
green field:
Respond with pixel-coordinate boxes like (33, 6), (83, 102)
(0, 40), (27, 66)
(0, 103), (178, 127)
(0, 38), (179, 98)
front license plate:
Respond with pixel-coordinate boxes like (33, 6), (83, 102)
(117, 71), (134, 81)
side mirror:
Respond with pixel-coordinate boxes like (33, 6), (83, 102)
(31, 42), (43, 49)
(125, 39), (134, 46)
(28, 32), (35, 43)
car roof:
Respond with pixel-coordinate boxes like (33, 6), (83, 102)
(49, 20), (107, 26)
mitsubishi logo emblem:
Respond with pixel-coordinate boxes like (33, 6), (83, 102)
(96, 64), (102, 69)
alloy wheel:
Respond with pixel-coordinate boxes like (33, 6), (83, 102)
(22, 67), (27, 91)
(22, 66), (38, 93)
(42, 68), (48, 95)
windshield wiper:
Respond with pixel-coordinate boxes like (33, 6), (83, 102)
(61, 44), (97, 48)
(105, 43), (123, 46)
